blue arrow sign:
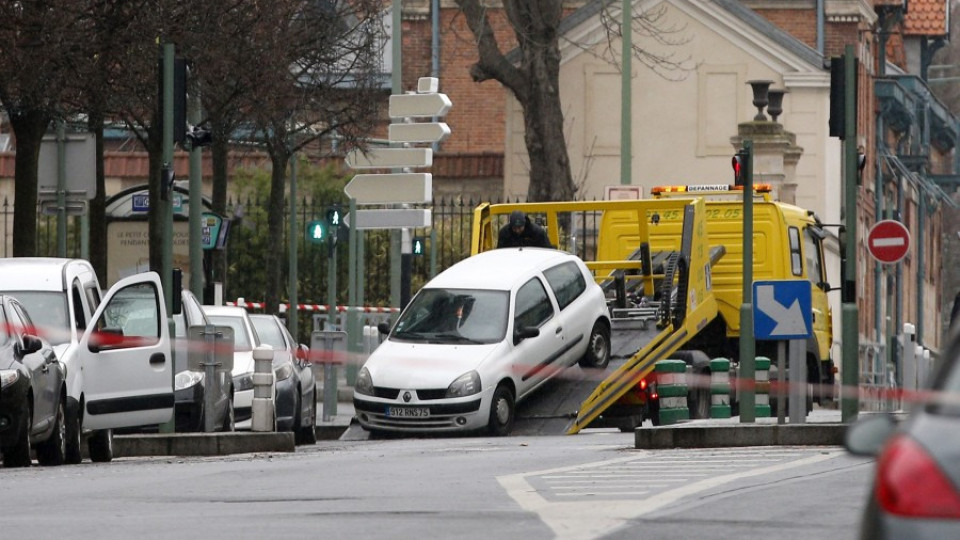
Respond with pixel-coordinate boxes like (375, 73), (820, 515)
(753, 280), (812, 341)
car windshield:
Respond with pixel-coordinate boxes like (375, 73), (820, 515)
(206, 315), (253, 351)
(1, 291), (70, 345)
(250, 316), (285, 350)
(391, 288), (508, 344)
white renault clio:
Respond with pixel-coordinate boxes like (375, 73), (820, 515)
(354, 248), (611, 436)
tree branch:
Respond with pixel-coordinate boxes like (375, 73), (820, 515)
(455, 0), (527, 101)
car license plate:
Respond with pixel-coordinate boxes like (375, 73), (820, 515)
(386, 406), (430, 418)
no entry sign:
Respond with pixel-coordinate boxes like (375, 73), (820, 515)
(867, 219), (911, 264)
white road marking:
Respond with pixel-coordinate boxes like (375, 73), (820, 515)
(498, 448), (843, 540)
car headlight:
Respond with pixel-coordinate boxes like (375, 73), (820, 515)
(274, 362), (294, 381)
(174, 370), (204, 391)
(233, 371), (254, 392)
(446, 370), (481, 398)
(355, 367), (374, 396)
(0, 369), (18, 389)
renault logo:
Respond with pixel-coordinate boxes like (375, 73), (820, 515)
(403, 391), (412, 403)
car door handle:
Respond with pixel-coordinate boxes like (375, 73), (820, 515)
(149, 353), (166, 366)
(555, 327), (562, 334)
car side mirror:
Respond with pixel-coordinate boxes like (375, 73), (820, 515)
(18, 334), (42, 356)
(844, 413), (897, 457)
(377, 322), (391, 335)
(513, 326), (540, 345)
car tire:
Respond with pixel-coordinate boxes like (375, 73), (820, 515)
(615, 415), (642, 433)
(64, 408), (82, 465)
(578, 321), (611, 369)
(297, 394), (317, 445)
(487, 383), (515, 436)
(2, 398), (32, 468)
(88, 429), (113, 463)
(221, 398), (235, 432)
(35, 399), (66, 466)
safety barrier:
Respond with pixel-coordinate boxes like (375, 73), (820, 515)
(755, 356), (772, 418)
(709, 357), (732, 419)
(655, 359), (689, 425)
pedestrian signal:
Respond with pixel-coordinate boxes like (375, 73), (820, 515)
(306, 220), (325, 244)
(412, 236), (426, 256)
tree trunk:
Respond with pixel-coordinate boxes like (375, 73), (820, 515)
(518, 55), (574, 202)
(88, 109), (107, 283)
(265, 150), (290, 314)
(8, 110), (51, 257)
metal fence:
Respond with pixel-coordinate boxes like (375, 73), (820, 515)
(3, 194), (605, 309)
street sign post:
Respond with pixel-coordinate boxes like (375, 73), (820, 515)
(343, 209), (432, 229)
(345, 148), (432, 169)
(344, 173), (432, 204)
(388, 92), (452, 118)
(753, 280), (812, 341)
(754, 279), (812, 425)
(867, 219), (910, 264)
(388, 123), (451, 144)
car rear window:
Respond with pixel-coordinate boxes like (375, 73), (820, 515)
(543, 261), (586, 311)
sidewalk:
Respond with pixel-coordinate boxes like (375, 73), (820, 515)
(633, 406), (848, 449)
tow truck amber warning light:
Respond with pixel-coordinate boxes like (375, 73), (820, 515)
(650, 184), (772, 195)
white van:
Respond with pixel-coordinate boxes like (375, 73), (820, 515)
(353, 248), (611, 436)
(0, 258), (173, 462)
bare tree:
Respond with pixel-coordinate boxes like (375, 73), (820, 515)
(245, 0), (385, 313)
(0, 0), (89, 256)
(455, 0), (688, 202)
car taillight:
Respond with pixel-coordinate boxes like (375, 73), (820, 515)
(876, 435), (960, 518)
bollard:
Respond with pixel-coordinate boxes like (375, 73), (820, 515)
(251, 345), (276, 432)
(755, 356), (772, 418)
(709, 358), (732, 418)
(655, 359), (689, 425)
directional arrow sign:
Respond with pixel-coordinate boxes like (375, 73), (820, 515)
(345, 148), (432, 169)
(753, 280), (812, 340)
(344, 173), (432, 204)
(389, 93), (452, 118)
(343, 209), (431, 229)
(389, 122), (451, 144)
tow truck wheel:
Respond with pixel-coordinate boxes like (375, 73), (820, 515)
(579, 321), (610, 369)
(487, 383), (515, 436)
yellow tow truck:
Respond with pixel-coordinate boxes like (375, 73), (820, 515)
(471, 184), (833, 434)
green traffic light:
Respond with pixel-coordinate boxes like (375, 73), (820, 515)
(306, 220), (325, 243)
(412, 237), (425, 256)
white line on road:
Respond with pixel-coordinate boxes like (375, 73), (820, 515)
(498, 449), (843, 540)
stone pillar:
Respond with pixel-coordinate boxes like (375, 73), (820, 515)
(731, 121), (804, 204)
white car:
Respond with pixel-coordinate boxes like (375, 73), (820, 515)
(202, 305), (265, 430)
(353, 248), (611, 436)
(0, 258), (173, 462)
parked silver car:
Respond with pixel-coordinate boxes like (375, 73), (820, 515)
(249, 314), (317, 445)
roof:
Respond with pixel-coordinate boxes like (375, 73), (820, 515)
(520, 0), (823, 68)
(425, 248), (573, 291)
(0, 258), (94, 292)
(903, 0), (949, 36)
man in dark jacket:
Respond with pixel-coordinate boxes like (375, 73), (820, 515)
(497, 210), (553, 248)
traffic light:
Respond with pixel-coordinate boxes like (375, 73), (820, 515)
(732, 150), (749, 186)
(412, 236), (426, 256)
(306, 220), (326, 244)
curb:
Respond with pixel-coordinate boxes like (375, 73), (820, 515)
(634, 423), (848, 449)
(114, 432), (295, 458)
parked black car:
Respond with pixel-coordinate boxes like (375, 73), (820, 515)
(0, 295), (67, 467)
(249, 314), (317, 445)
